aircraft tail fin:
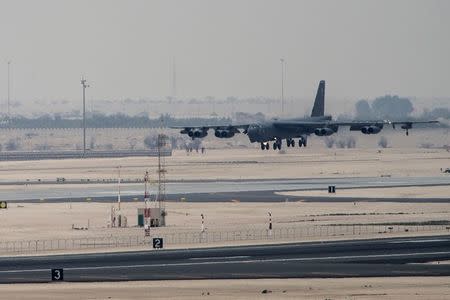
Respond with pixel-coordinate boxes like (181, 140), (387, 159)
(311, 80), (325, 117)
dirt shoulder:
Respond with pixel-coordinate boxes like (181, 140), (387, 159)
(0, 277), (449, 300)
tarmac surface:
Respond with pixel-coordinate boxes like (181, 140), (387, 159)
(2, 176), (450, 203)
(0, 235), (449, 283)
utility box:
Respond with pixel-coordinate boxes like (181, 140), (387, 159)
(137, 207), (166, 227)
(137, 214), (145, 227)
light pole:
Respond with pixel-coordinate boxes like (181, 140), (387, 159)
(117, 165), (121, 211)
(280, 58), (285, 117)
(81, 78), (89, 155)
(7, 61), (11, 121)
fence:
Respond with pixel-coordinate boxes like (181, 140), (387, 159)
(1, 224), (449, 255)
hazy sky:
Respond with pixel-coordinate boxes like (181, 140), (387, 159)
(1, 0), (449, 105)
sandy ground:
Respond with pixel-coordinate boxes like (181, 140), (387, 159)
(279, 185), (450, 198)
(0, 277), (449, 299)
(0, 147), (449, 182)
(2, 200), (450, 242)
(0, 147), (448, 251)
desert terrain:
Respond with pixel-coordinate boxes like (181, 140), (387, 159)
(0, 277), (449, 300)
(0, 145), (449, 182)
(0, 143), (449, 297)
(0, 146), (448, 250)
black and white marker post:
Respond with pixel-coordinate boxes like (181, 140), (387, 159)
(268, 211), (272, 237)
(201, 213), (205, 232)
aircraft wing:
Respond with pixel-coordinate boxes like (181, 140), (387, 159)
(273, 119), (439, 136)
(170, 124), (250, 139)
(329, 119), (439, 135)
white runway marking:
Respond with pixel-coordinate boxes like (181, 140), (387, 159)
(389, 239), (450, 244)
(189, 255), (250, 260)
(1, 251), (449, 274)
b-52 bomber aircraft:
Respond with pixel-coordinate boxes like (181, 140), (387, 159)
(173, 80), (438, 150)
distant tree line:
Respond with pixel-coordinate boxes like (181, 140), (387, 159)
(355, 95), (414, 119)
(1, 95), (447, 129)
(353, 95), (449, 126)
(1, 113), (232, 129)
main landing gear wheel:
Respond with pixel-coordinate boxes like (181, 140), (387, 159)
(273, 141), (281, 150)
(260, 142), (270, 150)
(298, 137), (307, 147)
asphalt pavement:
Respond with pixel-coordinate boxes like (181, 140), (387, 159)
(2, 176), (450, 202)
(0, 235), (449, 283)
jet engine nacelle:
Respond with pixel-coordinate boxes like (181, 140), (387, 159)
(361, 126), (381, 134)
(214, 130), (235, 138)
(314, 128), (334, 136)
(194, 130), (208, 138)
(188, 130), (208, 139)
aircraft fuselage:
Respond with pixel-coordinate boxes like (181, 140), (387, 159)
(247, 115), (332, 143)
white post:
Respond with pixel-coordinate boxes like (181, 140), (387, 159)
(268, 212), (272, 236)
(201, 214), (205, 232)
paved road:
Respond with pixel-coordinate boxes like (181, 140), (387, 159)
(0, 235), (449, 283)
(2, 176), (450, 202)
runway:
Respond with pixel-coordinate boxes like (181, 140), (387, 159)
(0, 235), (449, 283)
(2, 176), (450, 202)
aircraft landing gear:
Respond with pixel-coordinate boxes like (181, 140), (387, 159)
(298, 137), (307, 147)
(273, 140), (282, 150)
(260, 142), (270, 150)
(287, 139), (295, 147)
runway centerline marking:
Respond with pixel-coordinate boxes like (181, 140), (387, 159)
(189, 255), (251, 260)
(389, 239), (450, 244)
(1, 251), (449, 274)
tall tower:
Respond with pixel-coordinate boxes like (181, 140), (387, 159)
(156, 134), (167, 225)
